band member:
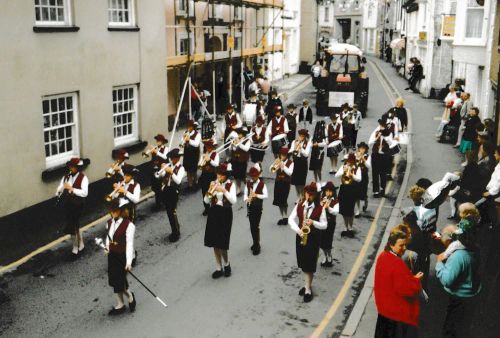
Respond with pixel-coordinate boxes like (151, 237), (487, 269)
(250, 115), (269, 166)
(204, 163), (237, 278)
(267, 106), (289, 158)
(355, 142), (372, 215)
(288, 182), (327, 302)
(347, 104), (363, 151)
(319, 182), (339, 267)
(341, 106), (354, 151)
(382, 109), (401, 140)
(335, 153), (362, 237)
(105, 199), (136, 315)
(271, 147), (295, 225)
(290, 129), (312, 198)
(266, 90), (283, 123)
(369, 119), (396, 198)
(244, 167), (269, 255)
(299, 99), (313, 127)
(56, 157), (89, 258)
(258, 99), (267, 121)
(182, 120), (201, 190)
(149, 134), (169, 211)
(222, 104), (242, 142)
(230, 128), (251, 195)
(115, 164), (141, 222)
(326, 112), (344, 174)
(156, 149), (186, 242)
(106, 149), (129, 181)
(199, 139), (220, 215)
(309, 121), (327, 184)
(285, 104), (299, 146)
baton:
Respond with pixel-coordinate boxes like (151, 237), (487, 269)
(95, 238), (168, 308)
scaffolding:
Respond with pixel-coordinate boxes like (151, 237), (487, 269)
(166, 0), (286, 139)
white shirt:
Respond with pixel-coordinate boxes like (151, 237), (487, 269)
(243, 179), (269, 202)
(251, 126), (270, 146)
(231, 138), (251, 152)
(270, 159), (294, 176)
(289, 139), (312, 158)
(187, 130), (201, 148)
(288, 200), (328, 235)
(105, 217), (135, 267)
(156, 162), (186, 186)
(56, 172), (89, 198)
(349, 110), (363, 131)
(121, 179), (141, 205)
(335, 165), (362, 182)
(203, 179), (237, 206)
(155, 145), (169, 161)
(368, 127), (397, 154)
(486, 162), (500, 196)
(248, 81), (260, 95)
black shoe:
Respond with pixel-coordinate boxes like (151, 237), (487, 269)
(363, 203), (368, 212)
(168, 233), (180, 243)
(347, 230), (355, 238)
(202, 209), (208, 216)
(299, 287), (306, 296)
(373, 192), (380, 198)
(354, 213), (361, 219)
(128, 292), (136, 312)
(108, 306), (126, 316)
(252, 245), (261, 256)
(212, 269), (224, 279)
(379, 191), (385, 198)
(304, 292), (313, 303)
(282, 218), (288, 225)
(132, 256), (137, 267)
(277, 219), (284, 225)
(340, 230), (348, 237)
(224, 264), (232, 277)
(321, 259), (333, 267)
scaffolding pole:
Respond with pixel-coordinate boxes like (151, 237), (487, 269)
(169, 63), (193, 146)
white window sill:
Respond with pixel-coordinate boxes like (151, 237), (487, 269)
(453, 40), (487, 47)
(114, 136), (139, 148)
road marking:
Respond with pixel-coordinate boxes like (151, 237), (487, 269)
(310, 60), (401, 338)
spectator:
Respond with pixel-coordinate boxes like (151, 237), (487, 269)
(436, 86), (457, 138)
(448, 151), (482, 218)
(459, 107), (481, 154)
(374, 225), (423, 338)
(454, 93), (473, 148)
(435, 224), (482, 338)
(391, 97), (408, 131)
(311, 60), (323, 88)
(405, 57), (416, 90)
(481, 145), (500, 227)
(407, 59), (423, 93)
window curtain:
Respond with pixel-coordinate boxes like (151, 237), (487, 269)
(465, 0), (484, 38)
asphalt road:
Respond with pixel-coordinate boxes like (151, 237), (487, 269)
(0, 65), (403, 338)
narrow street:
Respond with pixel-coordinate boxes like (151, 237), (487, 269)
(1, 62), (403, 338)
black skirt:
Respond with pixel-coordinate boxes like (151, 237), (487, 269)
(309, 147), (324, 171)
(360, 171), (369, 200)
(108, 252), (128, 293)
(291, 157), (308, 186)
(162, 186), (179, 209)
(204, 205), (233, 250)
(63, 201), (83, 235)
(231, 160), (247, 180)
(273, 180), (291, 207)
(339, 183), (358, 216)
(250, 147), (266, 163)
(320, 215), (336, 250)
(183, 145), (200, 173)
(296, 228), (321, 273)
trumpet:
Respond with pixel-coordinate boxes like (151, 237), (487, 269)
(197, 153), (211, 169)
(105, 161), (122, 179)
(270, 158), (283, 173)
(300, 219), (311, 246)
(321, 197), (332, 209)
(105, 181), (124, 202)
(179, 132), (189, 149)
(341, 164), (355, 185)
(292, 140), (303, 157)
(142, 145), (160, 158)
(206, 181), (219, 199)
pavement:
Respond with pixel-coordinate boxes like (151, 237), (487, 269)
(344, 57), (500, 338)
(0, 65), (406, 337)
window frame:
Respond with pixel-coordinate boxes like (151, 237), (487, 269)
(112, 85), (139, 147)
(324, 6), (330, 23)
(234, 6), (243, 21)
(42, 92), (80, 169)
(108, 0), (136, 28)
(177, 31), (194, 55)
(209, 4), (223, 19)
(234, 31), (242, 50)
(454, 0), (488, 46)
(176, 0), (194, 17)
(34, 0), (73, 27)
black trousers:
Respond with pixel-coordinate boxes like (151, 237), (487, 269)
(163, 186), (180, 235)
(443, 295), (465, 338)
(375, 314), (418, 338)
(151, 173), (162, 206)
(248, 206), (262, 246)
(372, 153), (390, 194)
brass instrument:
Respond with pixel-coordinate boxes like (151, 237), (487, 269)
(142, 145), (160, 158)
(341, 164), (355, 185)
(270, 158), (283, 173)
(197, 153), (211, 169)
(292, 139), (303, 157)
(105, 161), (122, 179)
(321, 197), (332, 209)
(206, 181), (219, 199)
(179, 131), (190, 149)
(300, 218), (311, 246)
(105, 181), (124, 202)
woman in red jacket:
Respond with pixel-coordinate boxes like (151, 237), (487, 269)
(374, 225), (424, 337)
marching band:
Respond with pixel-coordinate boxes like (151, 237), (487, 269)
(53, 92), (408, 312)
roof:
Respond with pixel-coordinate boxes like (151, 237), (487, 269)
(326, 43), (363, 56)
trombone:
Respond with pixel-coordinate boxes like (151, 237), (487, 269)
(105, 161), (122, 179)
(105, 181), (125, 202)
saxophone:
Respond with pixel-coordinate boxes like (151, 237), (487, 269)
(301, 218), (311, 246)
